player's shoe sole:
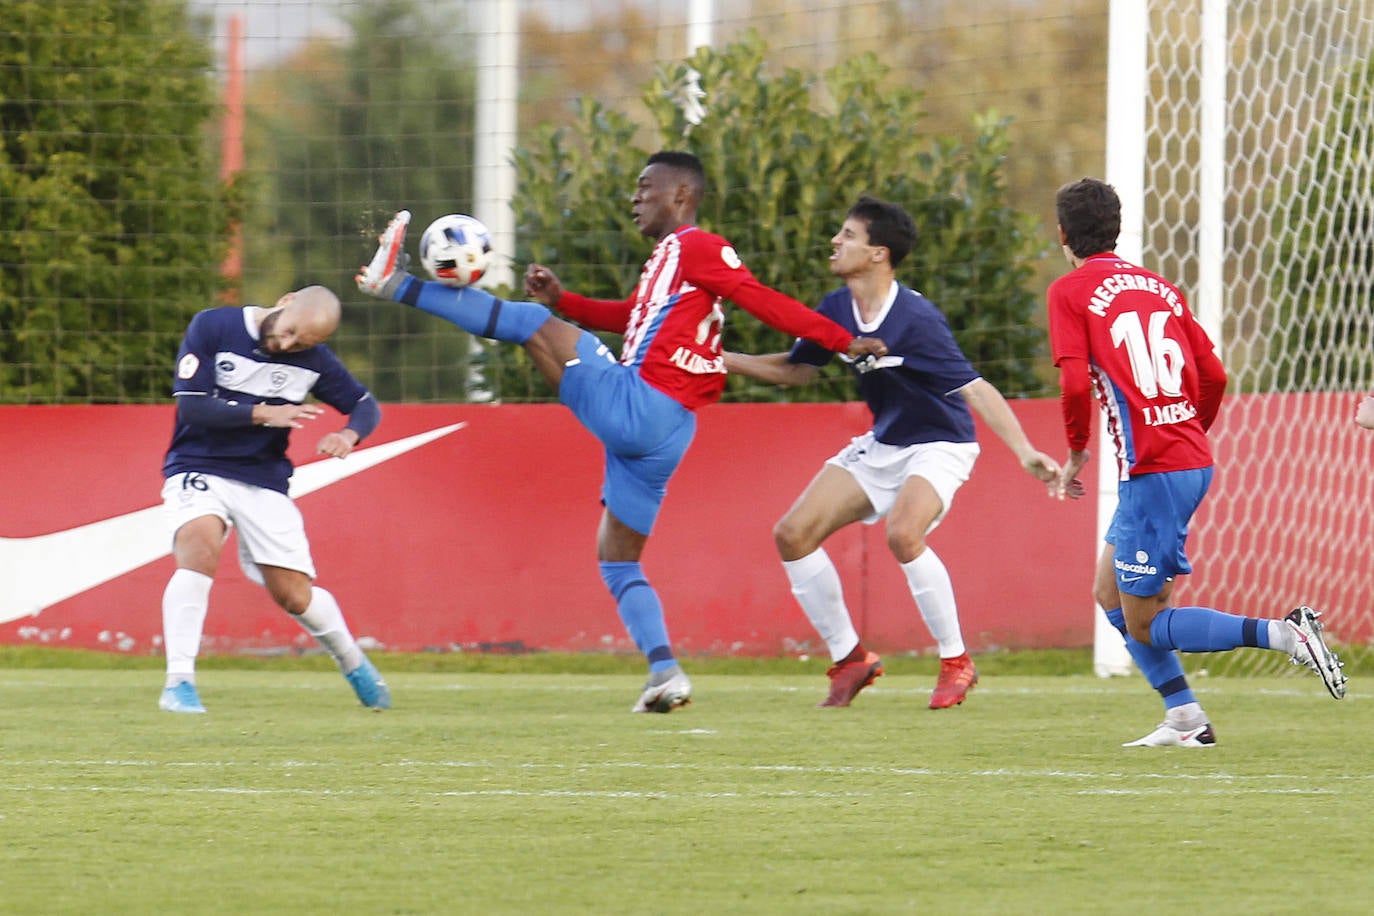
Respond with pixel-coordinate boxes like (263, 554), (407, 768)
(1286, 606), (1348, 699)
(355, 210), (411, 298)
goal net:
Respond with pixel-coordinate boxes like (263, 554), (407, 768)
(1107, 0), (1374, 675)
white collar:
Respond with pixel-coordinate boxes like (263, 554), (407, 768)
(851, 280), (899, 333)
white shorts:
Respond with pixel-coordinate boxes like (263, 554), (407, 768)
(825, 432), (980, 529)
(161, 472), (316, 584)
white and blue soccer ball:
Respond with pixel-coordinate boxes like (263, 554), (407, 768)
(419, 214), (492, 287)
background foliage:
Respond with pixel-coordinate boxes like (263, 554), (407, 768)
(13, 2), (1362, 407)
(0, 1), (1088, 406)
(506, 35), (1048, 403)
(0, 0), (233, 403)
(238, 0), (485, 402)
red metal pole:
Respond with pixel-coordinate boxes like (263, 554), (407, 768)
(219, 13), (244, 300)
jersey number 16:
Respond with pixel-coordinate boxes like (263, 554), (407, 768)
(1111, 310), (1185, 398)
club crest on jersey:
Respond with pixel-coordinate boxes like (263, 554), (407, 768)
(720, 246), (742, 269)
(178, 354), (201, 380)
(269, 368), (290, 392)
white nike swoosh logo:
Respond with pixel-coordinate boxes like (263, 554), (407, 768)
(0, 422), (467, 625)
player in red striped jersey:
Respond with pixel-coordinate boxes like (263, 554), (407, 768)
(1048, 178), (1347, 747)
(358, 151), (886, 712)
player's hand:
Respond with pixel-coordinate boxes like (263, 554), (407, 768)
(1356, 396), (1374, 430)
(845, 337), (888, 369)
(255, 403), (323, 429)
(316, 430), (359, 459)
(1055, 476), (1087, 500)
(524, 264), (564, 307)
(1052, 449), (1090, 501)
(1021, 450), (1062, 484)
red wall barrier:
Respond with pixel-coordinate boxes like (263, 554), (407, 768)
(0, 401), (1096, 656)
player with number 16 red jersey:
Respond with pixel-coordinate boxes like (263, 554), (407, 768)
(1047, 177), (1346, 751)
(1047, 250), (1226, 480)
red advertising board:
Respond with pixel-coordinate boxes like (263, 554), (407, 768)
(1, 401), (1097, 657)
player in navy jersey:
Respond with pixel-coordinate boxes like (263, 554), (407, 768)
(1048, 178), (1346, 747)
(158, 285), (390, 714)
(725, 196), (1061, 709)
(356, 151), (888, 712)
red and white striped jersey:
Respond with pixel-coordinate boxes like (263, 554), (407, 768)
(558, 225), (853, 410)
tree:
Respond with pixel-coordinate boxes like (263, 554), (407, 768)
(0, 0), (234, 403)
(505, 33), (1047, 403)
(238, 0), (483, 402)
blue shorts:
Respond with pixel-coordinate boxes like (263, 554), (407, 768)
(558, 332), (696, 536)
(1105, 466), (1214, 597)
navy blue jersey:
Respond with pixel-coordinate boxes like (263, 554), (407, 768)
(790, 282), (980, 445)
(163, 306), (370, 492)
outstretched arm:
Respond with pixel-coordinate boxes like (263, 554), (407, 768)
(958, 377), (1061, 484)
(728, 275), (857, 353)
(524, 264), (632, 332)
(723, 351), (821, 387)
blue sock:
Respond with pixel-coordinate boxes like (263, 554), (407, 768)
(396, 276), (550, 344)
(1149, 606), (1267, 652)
(599, 561), (676, 673)
(1106, 607), (1197, 710)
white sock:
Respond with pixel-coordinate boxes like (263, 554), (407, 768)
(293, 586), (363, 672)
(163, 568), (212, 685)
(900, 549), (966, 658)
(782, 548), (859, 662)
(1165, 701), (1207, 730)
(1268, 619), (1296, 654)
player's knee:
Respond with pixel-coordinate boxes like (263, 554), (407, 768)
(173, 543), (221, 577)
(772, 516), (814, 560)
(885, 528), (926, 565)
(1093, 585), (1120, 613)
(1125, 618), (1154, 644)
(266, 578), (314, 615)
(276, 590), (311, 616)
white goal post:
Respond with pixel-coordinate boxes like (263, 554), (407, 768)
(1094, 0), (1374, 676)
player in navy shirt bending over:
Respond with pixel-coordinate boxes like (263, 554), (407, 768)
(357, 151), (888, 713)
(726, 196), (1061, 709)
(159, 285), (389, 714)
(1048, 178), (1346, 747)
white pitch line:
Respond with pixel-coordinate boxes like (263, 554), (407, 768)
(0, 757), (1367, 785)
(0, 784), (888, 799)
(0, 782), (1340, 799)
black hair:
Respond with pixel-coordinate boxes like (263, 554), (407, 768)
(1056, 178), (1121, 258)
(646, 150), (706, 193)
(847, 195), (917, 267)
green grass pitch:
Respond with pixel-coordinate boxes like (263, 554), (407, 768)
(0, 659), (1369, 914)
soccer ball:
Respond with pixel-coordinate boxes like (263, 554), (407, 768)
(419, 214), (492, 287)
